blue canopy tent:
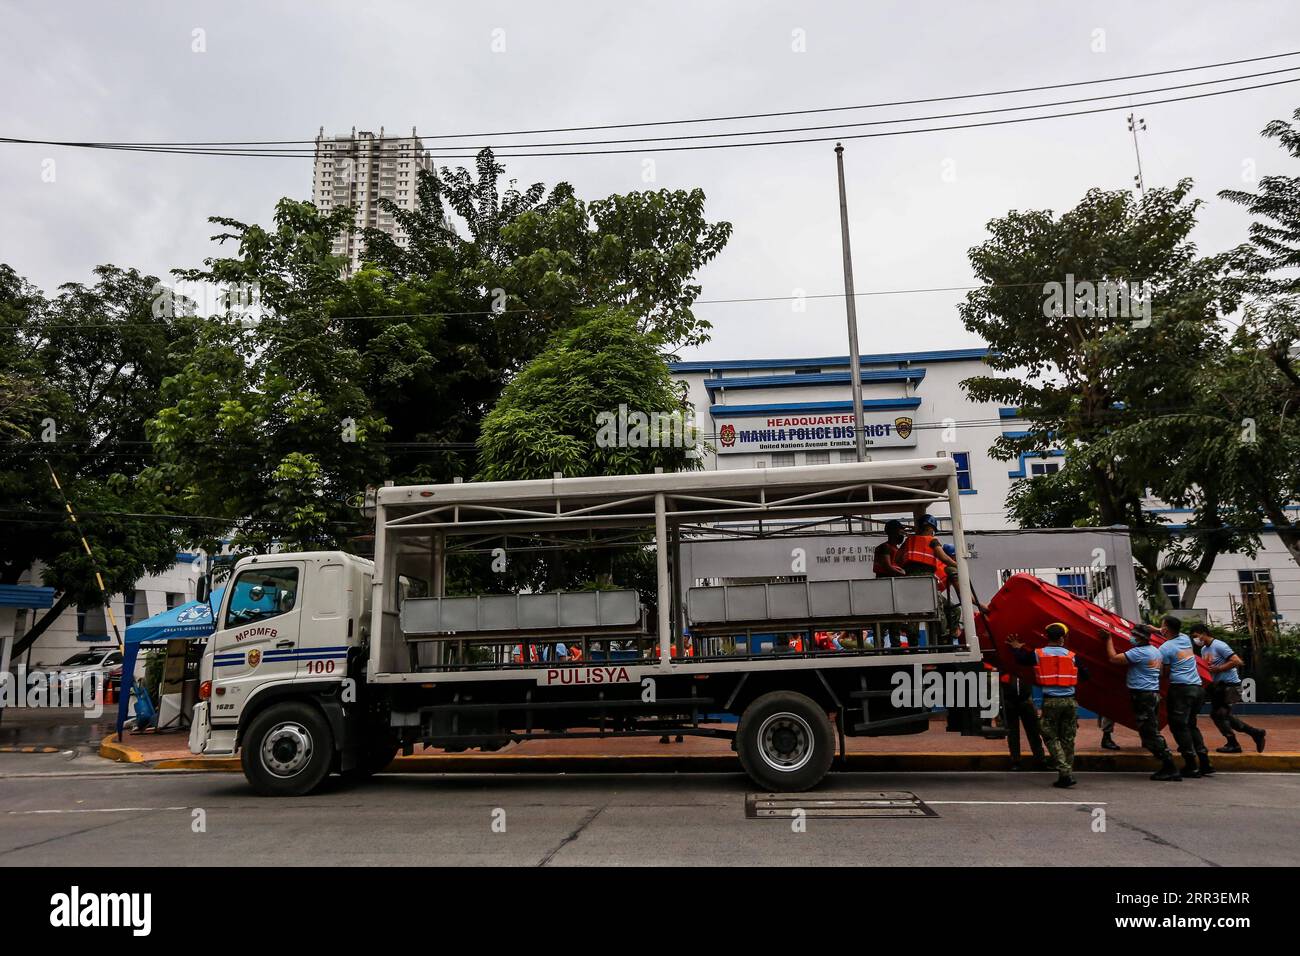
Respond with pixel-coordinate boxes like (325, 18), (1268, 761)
(115, 588), (224, 738)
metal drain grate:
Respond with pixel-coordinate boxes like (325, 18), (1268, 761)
(746, 790), (937, 819)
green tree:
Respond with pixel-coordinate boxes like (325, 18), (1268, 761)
(147, 201), (387, 555)
(1220, 107), (1300, 284)
(959, 182), (1247, 611)
(471, 307), (702, 593)
(0, 264), (190, 656)
(363, 148), (731, 352)
(1217, 109), (1300, 570)
(477, 307), (702, 481)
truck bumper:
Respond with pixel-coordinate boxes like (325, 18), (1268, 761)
(188, 703), (237, 756)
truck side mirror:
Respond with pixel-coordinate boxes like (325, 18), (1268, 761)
(196, 578), (209, 604)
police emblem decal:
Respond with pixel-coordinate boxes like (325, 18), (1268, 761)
(894, 417), (913, 440)
(246, 649), (262, 668)
(720, 424), (736, 447)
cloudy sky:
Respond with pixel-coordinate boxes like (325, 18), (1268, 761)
(3, 0), (1299, 362)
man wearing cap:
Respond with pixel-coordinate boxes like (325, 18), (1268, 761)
(1190, 622), (1266, 754)
(1008, 622), (1086, 788)
(1159, 615), (1214, 778)
(1104, 625), (1180, 781)
(899, 515), (960, 641)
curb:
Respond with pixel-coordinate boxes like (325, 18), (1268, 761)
(140, 749), (1300, 774)
(0, 745), (62, 754)
(98, 736), (145, 764)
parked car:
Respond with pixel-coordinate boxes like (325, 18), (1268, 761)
(53, 647), (123, 693)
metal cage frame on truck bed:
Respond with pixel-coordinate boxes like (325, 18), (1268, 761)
(366, 458), (981, 686)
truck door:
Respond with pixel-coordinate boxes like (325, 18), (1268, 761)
(209, 563), (305, 714)
(298, 562), (349, 679)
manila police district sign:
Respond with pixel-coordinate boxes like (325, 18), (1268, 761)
(715, 412), (917, 454)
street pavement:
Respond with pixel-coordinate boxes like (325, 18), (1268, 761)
(2, 755), (1297, 866)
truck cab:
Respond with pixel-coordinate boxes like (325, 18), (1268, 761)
(190, 552), (376, 790)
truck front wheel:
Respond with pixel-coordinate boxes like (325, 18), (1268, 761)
(736, 691), (835, 792)
(241, 702), (334, 797)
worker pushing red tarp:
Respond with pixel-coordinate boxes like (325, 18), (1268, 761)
(975, 573), (1212, 732)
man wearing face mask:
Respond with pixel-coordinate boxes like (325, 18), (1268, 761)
(1190, 622), (1266, 754)
(1104, 625), (1179, 781)
(1159, 615), (1214, 779)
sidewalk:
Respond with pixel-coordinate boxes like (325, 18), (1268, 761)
(101, 714), (1300, 773)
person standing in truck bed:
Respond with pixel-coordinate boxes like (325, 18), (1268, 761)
(899, 515), (960, 640)
(872, 519), (908, 577)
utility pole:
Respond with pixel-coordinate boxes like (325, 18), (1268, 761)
(1126, 113), (1147, 196)
(834, 143), (867, 462)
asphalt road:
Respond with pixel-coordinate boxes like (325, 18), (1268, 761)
(2, 754), (1298, 866)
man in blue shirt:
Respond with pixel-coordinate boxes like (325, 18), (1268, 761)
(1158, 615), (1213, 778)
(1189, 622), (1266, 754)
(1104, 625), (1179, 781)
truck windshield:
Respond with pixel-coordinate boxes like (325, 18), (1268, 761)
(224, 568), (300, 628)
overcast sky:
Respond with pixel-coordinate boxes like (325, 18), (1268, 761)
(3, 0), (1299, 362)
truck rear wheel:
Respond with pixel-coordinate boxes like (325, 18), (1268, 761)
(241, 701), (334, 797)
(736, 691), (835, 792)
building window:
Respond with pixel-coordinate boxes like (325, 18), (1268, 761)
(1162, 580), (1182, 609)
(771, 453), (795, 468)
(805, 451), (830, 466)
(76, 603), (108, 637)
(1030, 460), (1060, 477)
(1237, 569), (1277, 615)
(839, 451), (858, 463)
(166, 592), (185, 611)
(953, 451), (973, 491)
(1056, 573), (1088, 599)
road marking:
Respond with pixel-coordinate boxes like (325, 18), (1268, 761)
(7, 806), (189, 815)
(926, 800), (1107, 805)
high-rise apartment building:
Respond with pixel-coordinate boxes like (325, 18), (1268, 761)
(311, 126), (433, 275)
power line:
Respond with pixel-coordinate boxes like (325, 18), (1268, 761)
(5, 75), (1299, 160)
(22, 49), (1300, 146)
(26, 64), (1300, 156)
(0, 278), (1183, 331)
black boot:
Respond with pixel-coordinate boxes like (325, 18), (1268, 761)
(1249, 727), (1267, 753)
(1182, 754), (1201, 778)
(1150, 757), (1182, 781)
(1216, 736), (1242, 754)
(1198, 752), (1216, 776)
(1101, 733), (1121, 751)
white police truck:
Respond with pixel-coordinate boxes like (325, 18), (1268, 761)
(190, 459), (988, 795)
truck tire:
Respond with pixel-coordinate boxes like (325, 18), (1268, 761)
(343, 738), (399, 780)
(736, 691), (835, 792)
(241, 701), (334, 797)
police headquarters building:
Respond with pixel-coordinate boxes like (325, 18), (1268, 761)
(670, 347), (1297, 626)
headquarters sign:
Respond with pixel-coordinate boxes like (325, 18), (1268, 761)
(714, 412), (917, 454)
